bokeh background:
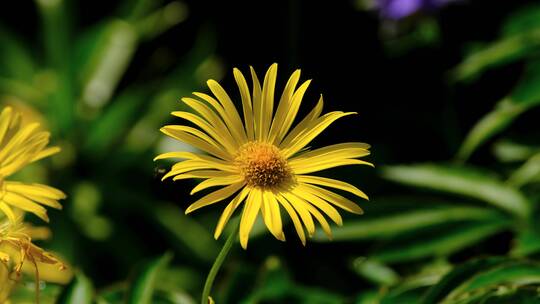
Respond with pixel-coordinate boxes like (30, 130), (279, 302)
(2, 0), (540, 303)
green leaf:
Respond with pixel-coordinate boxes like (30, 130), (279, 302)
(371, 220), (510, 263)
(80, 20), (138, 109)
(314, 205), (502, 241)
(36, 0), (75, 134)
(126, 252), (173, 304)
(382, 164), (530, 218)
(450, 29), (540, 82)
(457, 61), (540, 161)
(352, 257), (400, 286)
(57, 272), (94, 304)
(492, 140), (540, 163)
(507, 153), (540, 187)
(0, 28), (35, 81)
(443, 261), (540, 303)
(456, 98), (526, 161)
(421, 257), (508, 304)
(502, 4), (540, 37)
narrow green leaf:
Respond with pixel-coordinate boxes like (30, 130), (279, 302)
(35, 0), (75, 134)
(57, 272), (94, 304)
(456, 98), (526, 161)
(444, 261), (540, 302)
(450, 29), (540, 82)
(80, 20), (138, 109)
(382, 164), (530, 217)
(352, 257), (400, 286)
(371, 219), (510, 263)
(492, 140), (540, 163)
(0, 28), (35, 81)
(314, 205), (501, 241)
(507, 153), (540, 187)
(421, 257), (508, 304)
(457, 61), (540, 160)
(126, 252), (173, 304)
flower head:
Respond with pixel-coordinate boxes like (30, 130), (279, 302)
(0, 217), (66, 302)
(0, 107), (66, 223)
(157, 64), (372, 249)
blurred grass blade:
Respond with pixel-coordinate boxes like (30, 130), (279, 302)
(493, 140), (540, 163)
(126, 252), (173, 304)
(153, 203), (219, 262)
(457, 61), (540, 161)
(135, 1), (188, 41)
(313, 205), (501, 241)
(0, 28), (35, 81)
(444, 261), (540, 302)
(370, 219), (510, 263)
(507, 153), (540, 187)
(81, 20), (138, 109)
(421, 257), (508, 304)
(450, 29), (540, 82)
(35, 0), (74, 134)
(353, 257), (400, 286)
(382, 164), (530, 217)
(456, 98), (526, 161)
(57, 272), (94, 304)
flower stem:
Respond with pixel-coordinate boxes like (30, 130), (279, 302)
(201, 219), (239, 304)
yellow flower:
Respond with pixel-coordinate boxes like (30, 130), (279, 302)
(0, 217), (67, 302)
(0, 107), (66, 223)
(156, 64), (372, 249)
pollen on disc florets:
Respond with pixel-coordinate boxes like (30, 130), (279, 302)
(236, 142), (292, 189)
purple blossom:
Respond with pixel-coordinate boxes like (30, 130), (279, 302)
(377, 0), (453, 20)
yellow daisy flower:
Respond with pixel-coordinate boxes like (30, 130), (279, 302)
(156, 64), (372, 249)
(0, 107), (66, 223)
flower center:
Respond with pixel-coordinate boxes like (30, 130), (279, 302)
(236, 142), (292, 189)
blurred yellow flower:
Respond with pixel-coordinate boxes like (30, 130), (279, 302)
(0, 107), (66, 223)
(157, 64), (372, 249)
(0, 217), (68, 302)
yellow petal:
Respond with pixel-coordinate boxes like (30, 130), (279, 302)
(233, 68), (255, 141)
(214, 187), (250, 239)
(261, 190), (285, 241)
(303, 184), (364, 214)
(160, 126), (231, 161)
(185, 182), (244, 214)
(291, 159), (374, 175)
(281, 112), (356, 158)
(3, 192), (49, 222)
(191, 175), (243, 195)
(282, 192), (315, 237)
(279, 95), (323, 148)
(297, 175), (368, 200)
(171, 111), (237, 154)
(239, 189), (262, 249)
(181, 97), (237, 147)
(293, 185), (343, 225)
(276, 194), (306, 245)
(250, 66), (263, 140)
(259, 63), (278, 141)
(270, 79), (311, 144)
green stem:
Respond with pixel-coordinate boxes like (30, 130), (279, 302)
(201, 219), (239, 304)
